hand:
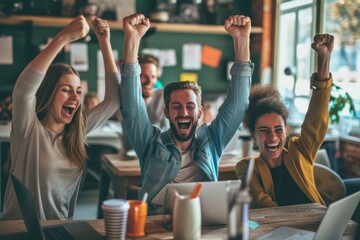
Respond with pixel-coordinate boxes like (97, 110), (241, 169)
(123, 13), (150, 40)
(224, 15), (251, 39)
(91, 17), (110, 43)
(311, 34), (334, 56)
(58, 15), (90, 43)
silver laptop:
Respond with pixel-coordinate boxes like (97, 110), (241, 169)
(4, 174), (104, 240)
(258, 191), (360, 240)
(164, 180), (241, 226)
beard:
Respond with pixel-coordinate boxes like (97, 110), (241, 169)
(170, 119), (198, 142)
(141, 84), (153, 99)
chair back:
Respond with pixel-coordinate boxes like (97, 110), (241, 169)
(315, 149), (331, 168)
(314, 163), (346, 205)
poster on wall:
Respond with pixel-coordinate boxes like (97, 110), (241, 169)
(97, 49), (119, 100)
(70, 43), (88, 71)
(142, 48), (177, 67)
(0, 36), (13, 65)
(182, 43), (201, 70)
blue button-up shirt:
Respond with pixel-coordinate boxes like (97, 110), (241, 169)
(120, 61), (253, 212)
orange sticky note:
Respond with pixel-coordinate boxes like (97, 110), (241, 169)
(201, 45), (222, 68)
(179, 73), (198, 83)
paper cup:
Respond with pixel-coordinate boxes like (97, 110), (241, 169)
(102, 199), (129, 240)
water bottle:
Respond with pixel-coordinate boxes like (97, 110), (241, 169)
(228, 188), (251, 240)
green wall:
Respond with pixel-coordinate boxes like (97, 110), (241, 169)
(0, 24), (260, 99)
(0, 0), (260, 100)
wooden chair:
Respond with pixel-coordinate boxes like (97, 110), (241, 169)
(315, 149), (331, 168)
(314, 163), (346, 205)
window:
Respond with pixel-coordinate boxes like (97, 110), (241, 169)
(275, 0), (359, 127)
(323, 0), (360, 121)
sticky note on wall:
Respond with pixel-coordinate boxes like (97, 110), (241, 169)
(201, 45), (222, 68)
(180, 73), (198, 83)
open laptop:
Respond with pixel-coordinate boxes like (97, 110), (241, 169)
(258, 191), (360, 240)
(164, 180), (241, 226)
(164, 158), (255, 226)
(3, 174), (104, 240)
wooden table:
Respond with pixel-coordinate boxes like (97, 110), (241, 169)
(97, 152), (246, 218)
(0, 204), (357, 239)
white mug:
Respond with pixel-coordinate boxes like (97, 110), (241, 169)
(242, 140), (253, 157)
(173, 195), (201, 240)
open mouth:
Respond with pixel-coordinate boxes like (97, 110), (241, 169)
(266, 143), (280, 152)
(63, 105), (76, 115)
(177, 120), (191, 129)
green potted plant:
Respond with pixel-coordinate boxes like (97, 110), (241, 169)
(329, 83), (356, 124)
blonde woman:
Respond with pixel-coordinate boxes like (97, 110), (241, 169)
(1, 16), (120, 220)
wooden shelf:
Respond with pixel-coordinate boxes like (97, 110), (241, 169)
(0, 15), (262, 34)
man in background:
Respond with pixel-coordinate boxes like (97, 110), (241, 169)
(121, 54), (169, 151)
(83, 92), (100, 112)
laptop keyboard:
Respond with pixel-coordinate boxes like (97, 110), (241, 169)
(43, 226), (76, 240)
(288, 232), (314, 240)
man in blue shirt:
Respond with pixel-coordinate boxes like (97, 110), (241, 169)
(120, 13), (253, 213)
(120, 53), (168, 151)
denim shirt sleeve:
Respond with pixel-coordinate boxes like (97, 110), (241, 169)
(208, 61), (253, 158)
(120, 62), (155, 165)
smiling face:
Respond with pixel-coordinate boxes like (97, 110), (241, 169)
(140, 63), (158, 101)
(165, 89), (203, 143)
(252, 112), (287, 161)
(43, 73), (82, 133)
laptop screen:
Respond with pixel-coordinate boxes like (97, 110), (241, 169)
(164, 180), (241, 226)
(9, 174), (104, 240)
(10, 174), (45, 239)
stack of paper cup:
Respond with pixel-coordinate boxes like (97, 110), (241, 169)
(102, 199), (130, 240)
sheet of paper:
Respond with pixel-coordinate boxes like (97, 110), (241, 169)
(97, 49), (119, 78)
(0, 36), (13, 65)
(182, 43), (202, 70)
(96, 49), (118, 101)
(142, 48), (177, 67)
(70, 43), (88, 71)
(142, 48), (160, 59)
(180, 73), (198, 83)
(201, 45), (222, 68)
(160, 49), (177, 67)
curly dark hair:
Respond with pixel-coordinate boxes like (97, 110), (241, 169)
(243, 84), (289, 134)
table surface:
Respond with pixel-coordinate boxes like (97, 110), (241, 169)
(97, 151), (256, 218)
(0, 203), (357, 239)
(101, 151), (252, 177)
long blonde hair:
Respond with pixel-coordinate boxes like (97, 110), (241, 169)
(36, 63), (88, 169)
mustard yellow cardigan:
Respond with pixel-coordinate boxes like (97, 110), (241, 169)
(236, 76), (332, 208)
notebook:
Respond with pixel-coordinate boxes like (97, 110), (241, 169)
(3, 174), (104, 240)
(257, 191), (360, 240)
(164, 180), (241, 226)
